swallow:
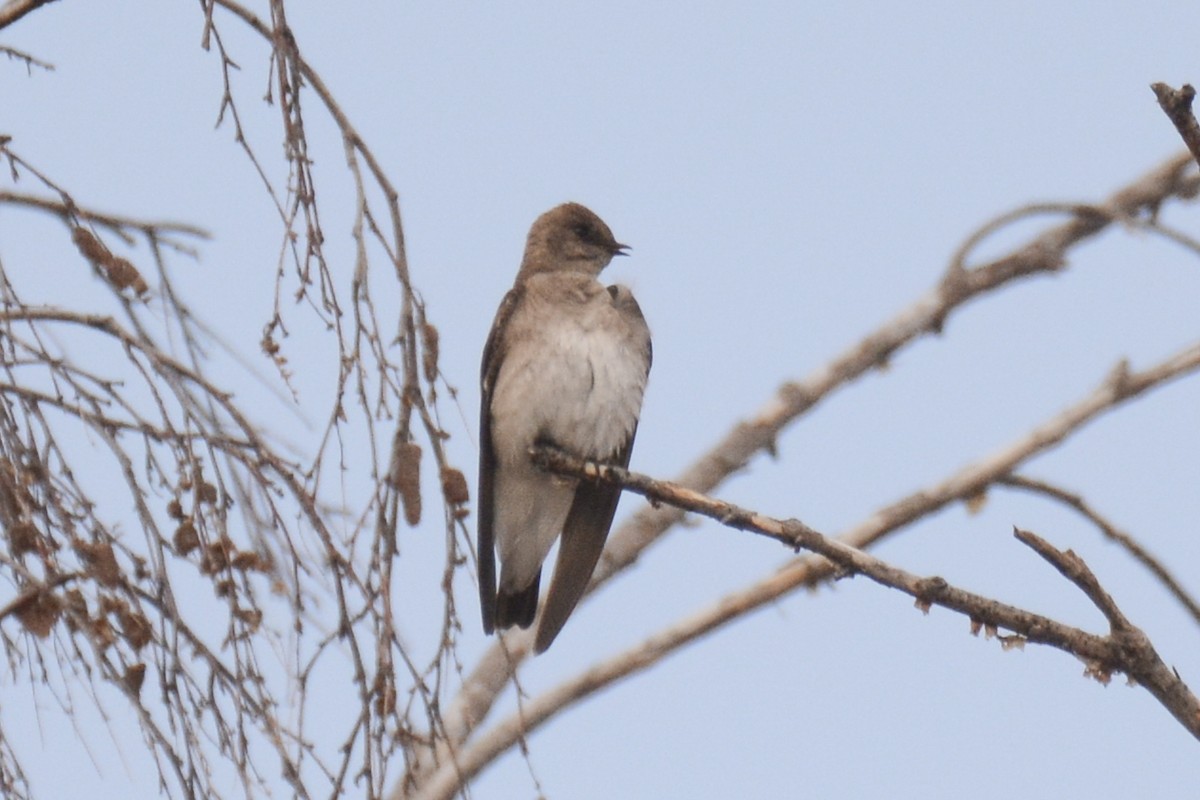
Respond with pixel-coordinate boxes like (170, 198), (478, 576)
(478, 202), (651, 652)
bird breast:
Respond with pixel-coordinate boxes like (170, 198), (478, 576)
(491, 283), (647, 465)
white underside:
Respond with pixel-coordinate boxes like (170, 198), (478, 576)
(489, 280), (647, 591)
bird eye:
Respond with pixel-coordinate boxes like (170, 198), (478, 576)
(572, 222), (593, 240)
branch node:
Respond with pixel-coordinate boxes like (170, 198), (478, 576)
(1104, 358), (1132, 397)
(913, 576), (948, 614)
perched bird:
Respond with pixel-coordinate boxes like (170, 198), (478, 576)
(478, 202), (652, 653)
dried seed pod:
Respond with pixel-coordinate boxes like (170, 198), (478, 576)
(197, 482), (219, 505)
(440, 467), (469, 506)
(231, 550), (267, 572)
(173, 520), (200, 555)
(390, 441), (422, 527)
(71, 227), (108, 263)
(200, 537), (235, 574)
(119, 609), (153, 651)
(8, 521), (40, 557)
(72, 227), (150, 295)
(234, 607), (263, 632)
(76, 541), (121, 587)
(422, 322), (440, 383)
(15, 589), (61, 638)
(122, 663), (147, 696)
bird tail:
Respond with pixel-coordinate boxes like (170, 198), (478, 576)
(494, 570), (540, 630)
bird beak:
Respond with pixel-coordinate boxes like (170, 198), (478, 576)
(613, 243), (631, 257)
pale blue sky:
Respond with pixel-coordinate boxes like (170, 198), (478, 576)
(3, 3), (1199, 798)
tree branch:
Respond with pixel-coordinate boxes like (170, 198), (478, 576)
(528, 453), (1200, 738)
(0, 190), (210, 241)
(410, 342), (1200, 798)
(421, 152), (1200, 786)
(1013, 527), (1200, 737)
(0, 0), (57, 31)
(413, 454), (1200, 799)
(0, 44), (54, 72)
(999, 474), (1200, 627)
(1152, 83), (1200, 170)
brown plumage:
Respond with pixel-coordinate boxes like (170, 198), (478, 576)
(478, 203), (652, 652)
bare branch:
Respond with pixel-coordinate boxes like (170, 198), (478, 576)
(410, 341), (1200, 798)
(0, 191), (210, 241)
(1000, 474), (1200, 627)
(0, 44), (53, 72)
(945, 202), (1109, 275)
(1152, 83), (1200, 170)
(1013, 527), (1200, 737)
(0, 0), (58, 31)
(413, 446), (1200, 798)
(529, 450), (1124, 666)
(1013, 527), (1129, 630)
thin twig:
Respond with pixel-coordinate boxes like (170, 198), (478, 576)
(0, 191), (210, 240)
(0, 44), (54, 72)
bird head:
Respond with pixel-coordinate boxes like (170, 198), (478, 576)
(519, 202), (629, 278)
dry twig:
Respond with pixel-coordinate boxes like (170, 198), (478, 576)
(2, 0), (473, 793)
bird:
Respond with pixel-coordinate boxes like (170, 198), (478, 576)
(478, 202), (652, 653)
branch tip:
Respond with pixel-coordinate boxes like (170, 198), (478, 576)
(1152, 82), (1200, 170)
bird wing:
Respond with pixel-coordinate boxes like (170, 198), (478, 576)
(478, 286), (523, 634)
(533, 287), (652, 653)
